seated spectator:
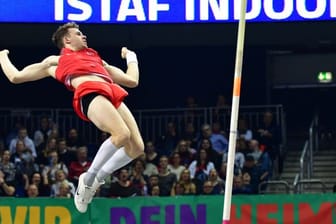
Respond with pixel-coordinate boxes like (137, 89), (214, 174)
(56, 181), (72, 198)
(145, 140), (160, 167)
(242, 172), (253, 191)
(1, 150), (17, 181)
(129, 159), (148, 196)
(42, 150), (68, 185)
(188, 148), (215, 194)
(158, 155), (177, 196)
(237, 137), (251, 157)
(66, 128), (86, 152)
(208, 168), (225, 194)
(9, 127), (37, 158)
(0, 150), (19, 196)
(68, 146), (91, 186)
(147, 174), (159, 196)
(10, 140), (33, 167)
(57, 138), (75, 167)
(199, 123), (228, 167)
(36, 137), (58, 168)
(50, 169), (75, 197)
(171, 180), (186, 196)
(232, 174), (253, 195)
(26, 184), (39, 198)
(218, 161), (227, 181)
(247, 139), (263, 162)
(201, 180), (215, 195)
(156, 122), (179, 157)
(248, 139), (273, 185)
(238, 117), (253, 142)
(28, 172), (50, 196)
(185, 139), (197, 155)
(231, 139), (246, 175)
(139, 154), (158, 177)
(175, 139), (195, 167)
(180, 122), (198, 149)
(256, 111), (282, 173)
(16, 151), (40, 182)
(242, 155), (263, 194)
(149, 185), (160, 196)
(178, 169), (196, 195)
(197, 138), (218, 167)
(0, 170), (15, 196)
(168, 152), (186, 180)
(109, 168), (140, 198)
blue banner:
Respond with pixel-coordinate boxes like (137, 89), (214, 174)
(0, 0), (335, 24)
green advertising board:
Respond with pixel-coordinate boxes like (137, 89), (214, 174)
(0, 194), (335, 224)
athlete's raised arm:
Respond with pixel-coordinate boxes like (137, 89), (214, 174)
(0, 49), (59, 84)
(103, 47), (139, 88)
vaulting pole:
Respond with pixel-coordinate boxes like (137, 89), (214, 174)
(222, 0), (247, 223)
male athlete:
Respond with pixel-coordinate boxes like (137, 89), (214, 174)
(0, 22), (144, 213)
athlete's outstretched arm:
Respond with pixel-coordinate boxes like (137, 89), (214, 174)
(0, 50), (58, 84)
(103, 47), (139, 88)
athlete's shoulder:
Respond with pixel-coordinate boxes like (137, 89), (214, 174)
(42, 55), (60, 67)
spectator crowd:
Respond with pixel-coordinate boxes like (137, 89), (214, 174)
(0, 107), (282, 199)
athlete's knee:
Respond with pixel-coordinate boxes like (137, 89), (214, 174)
(131, 139), (145, 157)
(110, 128), (131, 147)
(135, 139), (145, 152)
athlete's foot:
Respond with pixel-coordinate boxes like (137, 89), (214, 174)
(74, 172), (95, 213)
(74, 172), (105, 213)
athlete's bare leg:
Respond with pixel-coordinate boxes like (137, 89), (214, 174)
(74, 95), (141, 213)
(84, 95), (142, 180)
(116, 102), (144, 158)
(88, 96), (131, 148)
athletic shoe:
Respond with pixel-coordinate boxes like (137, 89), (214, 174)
(74, 172), (105, 213)
(92, 177), (105, 193)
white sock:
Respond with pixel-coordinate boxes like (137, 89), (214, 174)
(96, 148), (133, 182)
(84, 138), (120, 186)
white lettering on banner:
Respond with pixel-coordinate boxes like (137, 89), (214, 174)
(185, 0), (195, 20)
(149, 0), (170, 21)
(264, 0), (293, 20)
(234, 0), (262, 20)
(54, 0), (64, 20)
(331, 0), (336, 17)
(67, 0), (92, 21)
(101, 0), (111, 21)
(117, 0), (146, 21)
(200, 0), (228, 20)
(54, 0), (92, 21)
(53, 0), (336, 23)
(297, 0), (326, 19)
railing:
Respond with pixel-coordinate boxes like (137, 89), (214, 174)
(0, 105), (286, 146)
(134, 105), (286, 143)
(300, 141), (309, 180)
(294, 179), (327, 194)
(293, 114), (319, 193)
(258, 180), (291, 194)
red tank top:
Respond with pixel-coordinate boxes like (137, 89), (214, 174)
(55, 47), (112, 90)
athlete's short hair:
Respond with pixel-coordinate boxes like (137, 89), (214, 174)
(52, 22), (79, 49)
